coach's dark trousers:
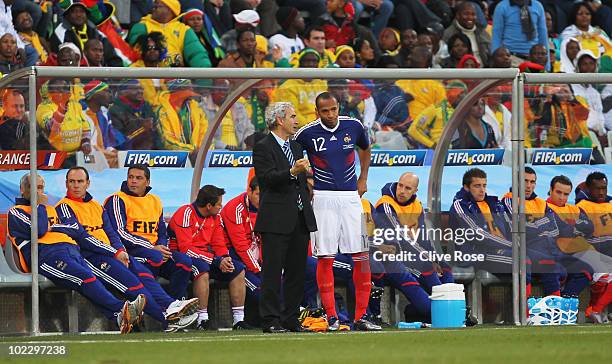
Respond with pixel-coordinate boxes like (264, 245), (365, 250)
(260, 212), (310, 329)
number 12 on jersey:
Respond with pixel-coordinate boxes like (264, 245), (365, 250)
(312, 137), (327, 152)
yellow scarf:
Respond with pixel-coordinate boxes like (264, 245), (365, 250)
(19, 32), (47, 63)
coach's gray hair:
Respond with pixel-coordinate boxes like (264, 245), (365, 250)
(265, 102), (294, 130)
(20, 173), (44, 195)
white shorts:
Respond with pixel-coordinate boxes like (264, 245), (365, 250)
(311, 190), (368, 257)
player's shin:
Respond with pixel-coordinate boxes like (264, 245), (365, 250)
(352, 253), (371, 320)
(316, 257), (337, 318)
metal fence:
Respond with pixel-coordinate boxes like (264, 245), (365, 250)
(1, 66), (610, 334)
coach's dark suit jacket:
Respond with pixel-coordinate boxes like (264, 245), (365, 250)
(252, 132), (317, 328)
(253, 133), (316, 234)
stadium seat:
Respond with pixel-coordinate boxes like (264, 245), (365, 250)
(3, 238), (80, 333)
(0, 247), (31, 288)
(3, 238), (54, 290)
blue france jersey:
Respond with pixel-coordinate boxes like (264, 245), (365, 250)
(294, 116), (370, 191)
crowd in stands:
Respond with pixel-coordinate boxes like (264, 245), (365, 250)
(0, 0), (612, 166)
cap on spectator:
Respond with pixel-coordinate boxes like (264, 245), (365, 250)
(457, 54), (480, 68)
(518, 61), (545, 73)
(84, 80), (109, 100)
(573, 49), (598, 68)
(160, 0), (181, 17)
(446, 80), (468, 105)
(233, 9), (260, 27)
(182, 8), (204, 22)
(298, 48), (321, 62)
(59, 42), (82, 63)
(335, 45), (355, 58)
(276, 6), (298, 29)
(255, 35), (268, 54)
(58, 0), (87, 12)
(167, 79), (193, 91)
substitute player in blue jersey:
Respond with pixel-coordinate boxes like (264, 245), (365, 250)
(294, 92), (380, 331)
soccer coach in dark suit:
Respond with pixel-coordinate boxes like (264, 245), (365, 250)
(252, 102), (317, 333)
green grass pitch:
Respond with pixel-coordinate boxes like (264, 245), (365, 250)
(1, 325), (611, 364)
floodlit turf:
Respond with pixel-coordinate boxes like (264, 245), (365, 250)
(1, 325), (611, 364)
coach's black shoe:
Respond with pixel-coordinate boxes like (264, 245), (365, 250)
(196, 319), (209, 331)
(285, 325), (313, 333)
(353, 315), (382, 331)
(233, 321), (254, 330)
(371, 315), (391, 328)
(262, 325), (288, 333)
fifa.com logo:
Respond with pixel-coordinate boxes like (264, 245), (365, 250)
(371, 225), (485, 246)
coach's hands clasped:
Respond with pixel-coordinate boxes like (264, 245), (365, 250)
(290, 158), (311, 176)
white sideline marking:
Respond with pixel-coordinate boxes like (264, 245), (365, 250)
(4, 327), (612, 345)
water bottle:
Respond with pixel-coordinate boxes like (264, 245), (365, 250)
(398, 321), (425, 329)
(570, 296), (579, 311)
(561, 297), (571, 311)
(528, 298), (536, 313)
(551, 296), (562, 310)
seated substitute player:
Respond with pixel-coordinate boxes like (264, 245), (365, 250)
(375, 172), (454, 288)
(575, 172), (612, 323)
(576, 172), (612, 257)
(56, 167), (198, 332)
(104, 165), (193, 300)
(168, 185), (248, 330)
(294, 91), (380, 331)
(449, 168), (518, 279)
(547, 175), (612, 324)
(8, 173), (145, 334)
(501, 167), (563, 297)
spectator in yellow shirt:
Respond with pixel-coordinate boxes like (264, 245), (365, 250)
(157, 79), (208, 158)
(275, 48), (327, 127)
(407, 80), (468, 149)
(396, 46), (447, 119)
(36, 79), (91, 164)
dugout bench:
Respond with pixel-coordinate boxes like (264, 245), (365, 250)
(1, 238), (85, 334)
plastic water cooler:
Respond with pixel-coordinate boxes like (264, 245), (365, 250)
(430, 283), (466, 328)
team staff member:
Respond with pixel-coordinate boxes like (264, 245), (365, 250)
(8, 173), (145, 334)
(294, 92), (380, 331)
(104, 165), (193, 300)
(220, 176), (262, 301)
(57, 167), (198, 332)
(168, 185), (248, 330)
(253, 102), (317, 333)
(375, 172), (454, 288)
